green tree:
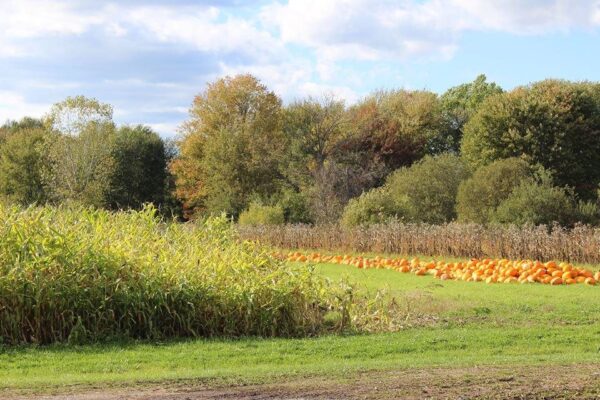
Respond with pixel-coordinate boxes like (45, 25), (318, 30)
(0, 127), (52, 205)
(301, 89), (446, 223)
(436, 74), (503, 153)
(107, 125), (168, 210)
(282, 96), (346, 189)
(44, 96), (116, 207)
(344, 89), (445, 181)
(456, 158), (534, 224)
(282, 97), (347, 222)
(45, 123), (116, 207)
(386, 154), (470, 224)
(45, 95), (113, 136)
(172, 74), (285, 218)
(1, 117), (44, 134)
(462, 80), (600, 198)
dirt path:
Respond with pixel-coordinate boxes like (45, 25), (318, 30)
(5, 364), (600, 399)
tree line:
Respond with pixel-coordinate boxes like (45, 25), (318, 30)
(0, 96), (179, 215)
(2, 74), (600, 226)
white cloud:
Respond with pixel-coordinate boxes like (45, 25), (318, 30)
(218, 59), (315, 100)
(297, 82), (359, 104)
(262, 0), (462, 62)
(0, 91), (49, 122)
(1, 0), (600, 135)
(451, 0), (600, 34)
(262, 0), (600, 68)
(0, 1), (281, 61)
(0, 0), (104, 57)
(145, 122), (181, 137)
(124, 5), (283, 59)
(3, 0), (598, 66)
(0, 0), (99, 38)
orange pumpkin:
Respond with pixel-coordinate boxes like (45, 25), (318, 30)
(550, 277), (563, 285)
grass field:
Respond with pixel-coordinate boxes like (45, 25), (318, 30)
(2, 259), (600, 395)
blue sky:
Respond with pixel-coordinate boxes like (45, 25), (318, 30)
(1, 0), (599, 137)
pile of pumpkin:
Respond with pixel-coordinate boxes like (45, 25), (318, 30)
(278, 251), (600, 286)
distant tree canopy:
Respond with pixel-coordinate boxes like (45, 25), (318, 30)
(344, 89), (445, 181)
(42, 96), (117, 207)
(45, 95), (113, 136)
(0, 97), (176, 213)
(492, 172), (577, 227)
(0, 125), (51, 205)
(438, 74), (503, 153)
(282, 96), (346, 191)
(462, 80), (600, 198)
(1, 117), (45, 134)
(4, 74), (600, 227)
(171, 74), (285, 218)
(281, 96), (347, 223)
(108, 125), (168, 210)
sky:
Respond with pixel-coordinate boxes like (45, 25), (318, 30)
(1, 0), (599, 137)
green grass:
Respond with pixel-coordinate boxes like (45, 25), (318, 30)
(315, 262), (600, 326)
(2, 261), (600, 392)
(2, 326), (599, 390)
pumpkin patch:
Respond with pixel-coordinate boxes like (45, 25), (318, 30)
(279, 251), (599, 286)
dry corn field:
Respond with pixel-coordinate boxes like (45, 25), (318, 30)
(239, 222), (600, 264)
(278, 251), (600, 286)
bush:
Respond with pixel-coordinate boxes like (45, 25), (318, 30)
(341, 188), (405, 227)
(385, 154), (470, 223)
(456, 158), (534, 224)
(238, 202), (285, 226)
(277, 190), (313, 224)
(0, 205), (329, 344)
(574, 200), (600, 226)
(492, 174), (576, 226)
(462, 80), (600, 199)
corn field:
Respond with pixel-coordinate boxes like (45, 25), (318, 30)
(238, 223), (600, 265)
(0, 205), (336, 345)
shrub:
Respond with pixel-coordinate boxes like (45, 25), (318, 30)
(0, 205), (328, 344)
(277, 190), (313, 224)
(492, 174), (576, 226)
(341, 187), (405, 227)
(456, 158), (534, 224)
(238, 202), (285, 226)
(574, 200), (600, 226)
(386, 154), (470, 224)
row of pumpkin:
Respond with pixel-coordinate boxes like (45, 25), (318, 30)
(279, 252), (600, 286)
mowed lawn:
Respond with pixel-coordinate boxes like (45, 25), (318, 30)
(2, 260), (600, 392)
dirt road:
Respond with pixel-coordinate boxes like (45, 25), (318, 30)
(5, 364), (600, 399)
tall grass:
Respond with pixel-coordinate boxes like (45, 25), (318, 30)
(0, 205), (334, 344)
(238, 222), (600, 264)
